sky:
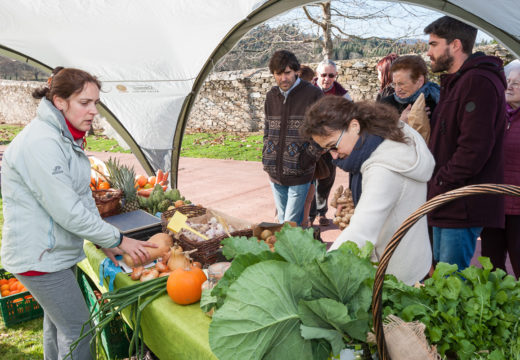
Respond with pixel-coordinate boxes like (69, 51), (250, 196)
(268, 0), (493, 44)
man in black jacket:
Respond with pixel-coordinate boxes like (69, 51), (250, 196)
(263, 50), (323, 225)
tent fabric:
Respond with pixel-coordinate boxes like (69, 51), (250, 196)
(0, 0), (519, 187)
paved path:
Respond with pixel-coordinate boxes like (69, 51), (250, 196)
(0, 145), (513, 274)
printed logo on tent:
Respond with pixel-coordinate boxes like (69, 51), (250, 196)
(116, 84), (128, 92)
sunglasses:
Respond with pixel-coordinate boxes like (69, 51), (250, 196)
(325, 128), (345, 152)
(320, 73), (336, 78)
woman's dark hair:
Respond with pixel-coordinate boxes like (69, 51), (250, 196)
(424, 16), (477, 55)
(377, 53), (399, 92)
(299, 65), (315, 82)
(268, 50), (300, 74)
(32, 67), (101, 101)
(390, 55), (429, 83)
(301, 96), (405, 143)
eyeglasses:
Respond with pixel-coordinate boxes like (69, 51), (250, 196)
(325, 128), (346, 152)
(320, 73), (336, 78)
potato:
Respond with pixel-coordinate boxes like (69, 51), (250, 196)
(260, 229), (273, 240)
(122, 233), (173, 267)
(265, 235), (277, 245)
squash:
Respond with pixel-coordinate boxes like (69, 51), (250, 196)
(122, 233), (173, 267)
(166, 265), (207, 305)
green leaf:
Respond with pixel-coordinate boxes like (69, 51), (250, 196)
(220, 235), (270, 259)
(210, 251), (282, 308)
(200, 288), (217, 314)
(441, 276), (462, 300)
(432, 262), (458, 279)
(478, 256), (493, 271)
(209, 261), (315, 360)
(300, 326), (344, 356)
(299, 298), (369, 342)
(274, 224), (327, 266)
(305, 244), (375, 306)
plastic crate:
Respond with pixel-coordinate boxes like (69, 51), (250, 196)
(0, 268), (44, 327)
(77, 269), (132, 359)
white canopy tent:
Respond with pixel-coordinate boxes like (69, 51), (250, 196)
(0, 0), (518, 187)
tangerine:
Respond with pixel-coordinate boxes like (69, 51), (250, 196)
(97, 181), (110, 190)
(0, 279), (8, 285)
(1, 290), (9, 297)
(148, 176), (156, 186)
(9, 282), (19, 291)
(0, 284), (9, 292)
(136, 175), (147, 188)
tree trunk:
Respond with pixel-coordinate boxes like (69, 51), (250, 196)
(321, 2), (333, 59)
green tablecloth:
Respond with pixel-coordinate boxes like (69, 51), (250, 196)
(78, 242), (217, 360)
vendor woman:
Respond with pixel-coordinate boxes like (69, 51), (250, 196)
(301, 96), (434, 285)
(1, 67), (157, 359)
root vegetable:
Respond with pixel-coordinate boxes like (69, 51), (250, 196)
(140, 269), (159, 282)
(131, 266), (144, 281)
(159, 271), (171, 277)
(260, 229), (273, 240)
(122, 233), (174, 267)
(265, 235), (277, 245)
(155, 261), (169, 273)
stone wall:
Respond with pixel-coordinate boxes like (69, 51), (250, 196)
(0, 44), (514, 133)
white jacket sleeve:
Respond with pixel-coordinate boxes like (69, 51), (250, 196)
(329, 166), (401, 253)
(21, 137), (120, 248)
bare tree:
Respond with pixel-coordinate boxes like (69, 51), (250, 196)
(300, 0), (432, 59)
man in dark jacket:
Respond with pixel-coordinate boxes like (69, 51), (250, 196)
(263, 50), (323, 225)
(424, 16), (507, 270)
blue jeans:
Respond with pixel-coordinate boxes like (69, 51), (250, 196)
(433, 227), (482, 270)
(270, 181), (311, 225)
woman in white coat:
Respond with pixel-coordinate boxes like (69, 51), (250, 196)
(301, 97), (435, 285)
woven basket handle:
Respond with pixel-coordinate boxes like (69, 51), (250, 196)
(371, 183), (520, 360)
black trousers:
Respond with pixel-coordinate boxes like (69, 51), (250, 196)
(310, 152), (336, 219)
(481, 214), (520, 279)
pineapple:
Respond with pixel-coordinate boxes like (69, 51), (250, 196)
(105, 157), (140, 213)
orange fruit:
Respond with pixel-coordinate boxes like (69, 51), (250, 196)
(1, 289), (10, 297)
(148, 176), (156, 186)
(97, 181), (110, 190)
(174, 200), (185, 208)
(136, 175), (147, 188)
(166, 266), (207, 305)
(9, 290), (20, 295)
(9, 282), (19, 291)
(7, 278), (16, 284)
(0, 284), (9, 292)
(0, 279), (8, 285)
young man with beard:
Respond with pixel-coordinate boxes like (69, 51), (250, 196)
(263, 50), (323, 225)
(424, 16), (507, 270)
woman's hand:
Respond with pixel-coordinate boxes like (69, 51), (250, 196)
(101, 247), (124, 266)
(117, 236), (158, 266)
(399, 104), (412, 124)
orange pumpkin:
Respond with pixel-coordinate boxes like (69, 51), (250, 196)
(166, 266), (207, 305)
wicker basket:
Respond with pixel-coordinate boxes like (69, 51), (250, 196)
(176, 228), (253, 265)
(371, 184), (520, 360)
(92, 189), (122, 218)
(160, 205), (207, 232)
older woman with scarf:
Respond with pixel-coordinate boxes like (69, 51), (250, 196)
(380, 55), (440, 132)
(301, 96), (435, 285)
(480, 64), (520, 279)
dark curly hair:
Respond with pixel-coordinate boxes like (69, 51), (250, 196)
(301, 96), (406, 143)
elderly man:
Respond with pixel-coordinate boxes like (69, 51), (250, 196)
(263, 50), (323, 225)
(309, 59), (351, 226)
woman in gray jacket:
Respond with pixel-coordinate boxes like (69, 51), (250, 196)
(1, 67), (156, 359)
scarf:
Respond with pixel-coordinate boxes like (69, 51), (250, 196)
(506, 103), (520, 130)
(332, 134), (384, 206)
(393, 81), (440, 105)
(65, 118), (87, 149)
